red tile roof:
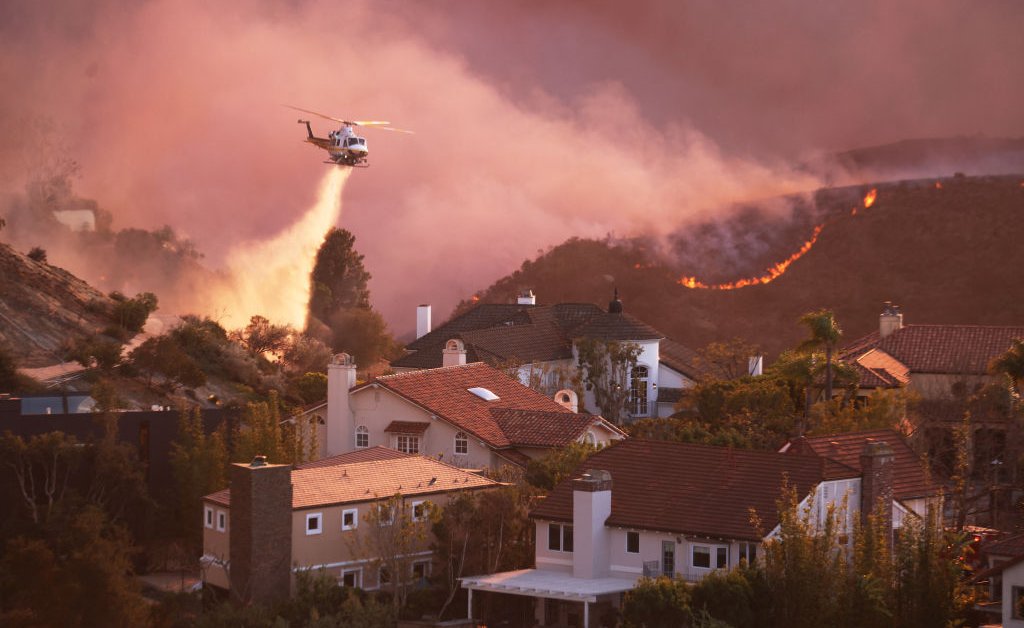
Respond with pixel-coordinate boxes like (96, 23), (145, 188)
(529, 439), (851, 541)
(204, 454), (499, 510)
(843, 325), (1024, 375)
(983, 532), (1024, 559)
(384, 421), (431, 434)
(295, 446), (409, 469)
(490, 409), (621, 447)
(787, 429), (935, 500)
(364, 362), (596, 452)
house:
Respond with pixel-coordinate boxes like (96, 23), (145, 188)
(461, 438), (905, 627)
(973, 536), (1024, 627)
(323, 354), (626, 470)
(780, 428), (940, 524)
(395, 291), (704, 421)
(200, 446), (499, 604)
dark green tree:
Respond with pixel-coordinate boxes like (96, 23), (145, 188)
(797, 309), (843, 401)
(621, 576), (694, 628)
(308, 227), (371, 323)
(524, 441), (599, 490)
(991, 338), (1024, 398)
(169, 408), (227, 548)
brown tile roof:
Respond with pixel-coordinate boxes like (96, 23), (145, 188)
(529, 439), (850, 541)
(394, 302), (679, 369)
(490, 409), (616, 448)
(295, 446), (409, 469)
(659, 339), (704, 380)
(855, 349), (910, 385)
(984, 532), (1024, 559)
(385, 421), (431, 434)
(363, 362), (576, 449)
(843, 325), (1024, 375)
(203, 455), (499, 510)
(788, 429), (935, 500)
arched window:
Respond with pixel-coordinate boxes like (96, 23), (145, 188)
(585, 431), (598, 446)
(629, 365), (649, 417)
(355, 426), (369, 449)
(454, 431), (468, 455)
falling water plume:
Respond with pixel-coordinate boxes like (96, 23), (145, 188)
(210, 168), (350, 329)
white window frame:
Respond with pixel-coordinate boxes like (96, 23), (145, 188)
(412, 500), (427, 522)
(306, 512), (323, 535)
(454, 431), (468, 455)
(691, 543), (728, 570)
(340, 568), (362, 588)
(355, 425), (369, 449)
(342, 508), (359, 531)
(204, 506), (214, 529)
(216, 510), (227, 532)
(377, 503), (395, 527)
(548, 523), (574, 553)
(738, 542), (757, 565)
(396, 434), (420, 454)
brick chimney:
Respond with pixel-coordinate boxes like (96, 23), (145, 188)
(879, 302), (903, 339)
(327, 353), (356, 456)
(442, 338), (467, 367)
(229, 456), (293, 605)
(572, 469), (612, 579)
(859, 440), (895, 531)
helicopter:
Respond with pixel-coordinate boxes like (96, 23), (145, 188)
(287, 105), (412, 167)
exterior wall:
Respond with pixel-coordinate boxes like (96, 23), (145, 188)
(1003, 559), (1024, 627)
(909, 373), (992, 400)
(201, 502), (231, 590)
(573, 338), (660, 419)
(656, 364), (690, 390)
(515, 359), (575, 393)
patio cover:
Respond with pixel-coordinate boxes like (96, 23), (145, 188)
(461, 568), (638, 603)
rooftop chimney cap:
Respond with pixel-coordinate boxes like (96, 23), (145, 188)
(608, 288), (623, 314)
(881, 301), (901, 316)
(250, 455), (268, 467)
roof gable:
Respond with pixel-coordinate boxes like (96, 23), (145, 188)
(844, 325), (1024, 375)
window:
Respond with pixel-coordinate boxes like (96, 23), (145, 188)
(738, 542), (757, 565)
(377, 503), (395, 526)
(454, 431), (468, 455)
(355, 426), (369, 449)
(341, 569), (361, 588)
(204, 506), (214, 529)
(379, 566), (392, 586)
(548, 523), (574, 552)
(412, 561), (430, 582)
(626, 531), (640, 554)
(306, 512), (323, 535)
(693, 545), (711, 569)
(342, 508), (358, 531)
(692, 544), (728, 569)
(585, 431), (598, 446)
(629, 365), (649, 416)
(412, 500), (427, 522)
(217, 510), (227, 532)
(1013, 586), (1024, 620)
(662, 540), (675, 577)
(396, 435), (420, 454)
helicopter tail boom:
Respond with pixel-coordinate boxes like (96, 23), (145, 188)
(297, 119), (314, 140)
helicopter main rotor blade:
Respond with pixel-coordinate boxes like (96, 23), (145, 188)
(366, 125), (415, 134)
(286, 105), (413, 133)
(284, 105), (347, 124)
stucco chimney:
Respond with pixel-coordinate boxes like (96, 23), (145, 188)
(879, 302), (903, 339)
(554, 389), (579, 413)
(572, 469), (612, 579)
(860, 440), (895, 532)
(748, 356), (764, 377)
(229, 459), (293, 605)
(517, 290), (537, 305)
(416, 304), (432, 339)
(327, 353), (356, 456)
(442, 338), (467, 367)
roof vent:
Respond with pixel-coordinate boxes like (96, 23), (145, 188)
(250, 455), (268, 467)
(468, 386), (500, 401)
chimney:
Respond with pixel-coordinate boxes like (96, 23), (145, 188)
(554, 389), (579, 413)
(517, 290), (537, 305)
(748, 356), (764, 377)
(416, 304), (432, 339)
(572, 469), (612, 579)
(327, 353), (357, 456)
(859, 440), (895, 533)
(442, 338), (467, 367)
(879, 302), (903, 339)
(229, 458), (293, 605)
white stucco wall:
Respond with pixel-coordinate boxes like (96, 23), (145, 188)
(1003, 559), (1024, 627)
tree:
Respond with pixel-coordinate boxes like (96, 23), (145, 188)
(293, 372), (328, 404)
(694, 338), (762, 381)
(26, 246), (47, 263)
(621, 576), (694, 628)
(111, 291), (158, 334)
(797, 309), (843, 401)
(991, 338), (1024, 398)
(307, 227), (371, 324)
(169, 408), (227, 548)
(524, 441), (599, 490)
(234, 315), (292, 358)
(357, 494), (435, 611)
(326, 306), (401, 368)
(129, 336), (206, 390)
(575, 338), (642, 424)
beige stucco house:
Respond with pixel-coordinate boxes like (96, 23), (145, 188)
(200, 447), (499, 604)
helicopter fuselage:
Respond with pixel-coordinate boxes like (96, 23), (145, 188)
(297, 120), (369, 167)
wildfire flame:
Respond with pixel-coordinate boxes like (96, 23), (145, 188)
(679, 224), (824, 290)
(471, 295), (480, 303)
(935, 181), (943, 189)
(863, 188), (878, 208)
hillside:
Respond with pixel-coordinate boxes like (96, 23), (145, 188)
(0, 242), (116, 368)
(465, 174), (1024, 358)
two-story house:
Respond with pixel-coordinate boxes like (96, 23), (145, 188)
(395, 291), (704, 421)
(323, 354), (626, 471)
(461, 437), (905, 627)
(200, 447), (499, 604)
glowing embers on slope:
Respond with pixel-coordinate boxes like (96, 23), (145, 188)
(863, 188), (878, 208)
(678, 224), (824, 290)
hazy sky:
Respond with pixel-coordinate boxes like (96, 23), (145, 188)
(2, 0), (1022, 333)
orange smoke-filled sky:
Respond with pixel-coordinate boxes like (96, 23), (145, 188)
(2, 0), (1023, 333)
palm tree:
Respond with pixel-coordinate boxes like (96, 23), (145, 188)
(798, 309), (843, 401)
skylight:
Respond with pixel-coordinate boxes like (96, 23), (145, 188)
(467, 387), (500, 401)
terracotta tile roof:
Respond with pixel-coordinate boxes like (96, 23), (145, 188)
(295, 446), (409, 469)
(855, 349), (910, 385)
(529, 439), (848, 541)
(394, 302), (680, 370)
(203, 455), (499, 510)
(363, 362), (573, 449)
(384, 421), (431, 434)
(984, 532), (1024, 559)
(659, 339), (704, 380)
(850, 361), (901, 389)
(490, 409), (608, 447)
(788, 429), (935, 500)
(843, 325), (1024, 375)
(494, 448), (533, 467)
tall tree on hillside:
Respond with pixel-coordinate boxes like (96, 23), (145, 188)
(797, 309), (843, 401)
(991, 338), (1024, 398)
(307, 228), (371, 326)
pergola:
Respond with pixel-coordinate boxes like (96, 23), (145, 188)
(460, 569), (638, 627)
